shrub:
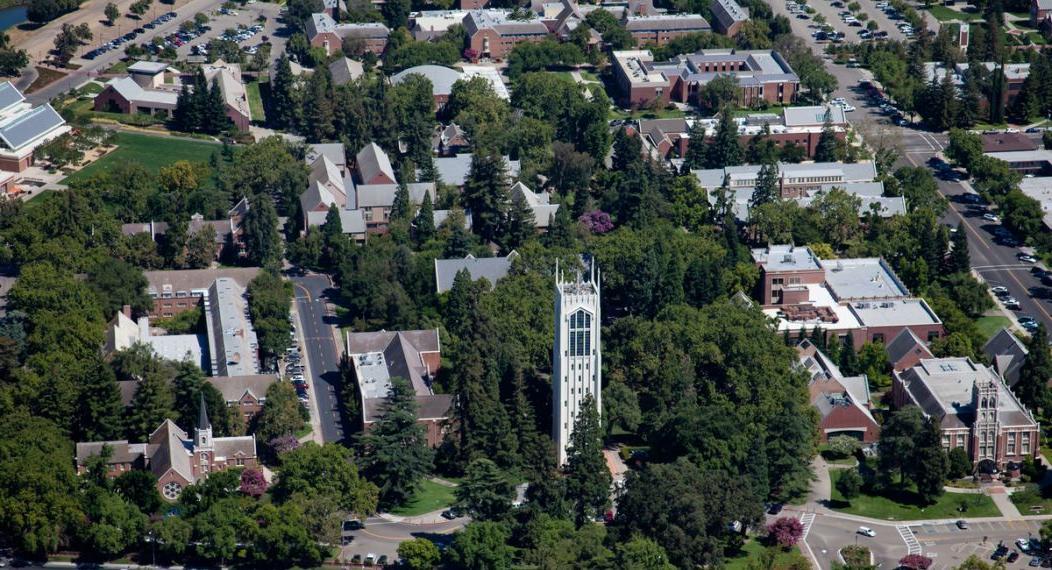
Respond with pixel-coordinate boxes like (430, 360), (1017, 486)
(767, 516), (804, 548)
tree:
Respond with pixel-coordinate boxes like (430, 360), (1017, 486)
(698, 74), (740, 113)
(87, 258), (150, 318)
(391, 182), (412, 222)
(878, 406), (923, 486)
(462, 151), (510, 243)
(242, 194), (282, 267)
(73, 357), (124, 442)
(813, 108), (840, 162)
(124, 371), (175, 442)
(682, 119), (709, 171)
(835, 468), (862, 501)
(398, 538), (441, 570)
(1017, 324), (1052, 414)
(948, 222), (970, 274)
(767, 516), (804, 548)
(114, 470), (162, 514)
(613, 536), (675, 570)
(750, 162), (780, 209)
(565, 394), (611, 525)
(947, 446), (972, 480)
(270, 55), (300, 130)
(105, 2), (119, 24)
(447, 522), (515, 570)
(271, 443), (379, 516)
(602, 380), (641, 437)
(503, 189), (536, 250)
(413, 192), (436, 245)
(827, 435), (861, 459)
(255, 381), (308, 444)
(900, 554), (933, 570)
(358, 376), (434, 509)
(301, 69), (335, 142)
(704, 108), (742, 169)
(455, 458), (514, 521)
(240, 468), (268, 497)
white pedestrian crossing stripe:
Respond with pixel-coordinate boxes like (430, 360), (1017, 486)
(898, 525), (922, 555)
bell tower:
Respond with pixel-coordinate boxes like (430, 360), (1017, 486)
(972, 375), (999, 466)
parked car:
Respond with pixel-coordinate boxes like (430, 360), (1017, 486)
(1019, 254), (1039, 264)
(1004, 297), (1022, 310)
(992, 286), (1010, 295)
(983, 213), (1000, 223)
(956, 519), (969, 529)
(1029, 557), (1041, 567)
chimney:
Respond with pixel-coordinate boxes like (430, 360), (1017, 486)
(122, 304), (132, 318)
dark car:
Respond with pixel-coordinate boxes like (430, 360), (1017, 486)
(1030, 557), (1042, 567)
(343, 518), (363, 531)
(441, 507), (463, 520)
(1010, 552), (1022, 563)
(378, 555), (389, 566)
(768, 503), (784, 515)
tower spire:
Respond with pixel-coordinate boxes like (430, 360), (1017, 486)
(198, 393), (211, 431)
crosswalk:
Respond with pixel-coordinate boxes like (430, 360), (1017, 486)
(899, 525), (922, 555)
(800, 513), (816, 539)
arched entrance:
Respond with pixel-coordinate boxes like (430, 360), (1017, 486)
(977, 459), (997, 474)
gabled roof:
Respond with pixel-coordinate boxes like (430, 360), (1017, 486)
(984, 328), (1028, 387)
(356, 142), (397, 185)
(885, 328), (933, 368)
(434, 251), (518, 293)
(206, 374), (279, 403)
(305, 207), (367, 235)
(432, 153), (521, 187)
(356, 182), (435, 208)
(0, 81), (25, 113)
(329, 57), (365, 85)
(147, 419), (194, 483)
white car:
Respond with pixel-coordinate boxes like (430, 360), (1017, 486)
(839, 104), (856, 112)
(991, 286), (1009, 295)
(858, 526), (876, 537)
(983, 213), (1000, 223)
(1019, 254), (1038, 264)
(1004, 297), (1021, 309)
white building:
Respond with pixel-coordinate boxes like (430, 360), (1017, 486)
(552, 259), (602, 465)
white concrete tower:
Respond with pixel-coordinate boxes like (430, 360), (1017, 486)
(552, 258), (601, 466)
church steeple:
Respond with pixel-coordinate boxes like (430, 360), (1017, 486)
(195, 393), (213, 450)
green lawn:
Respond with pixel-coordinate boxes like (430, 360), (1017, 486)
(609, 107), (687, 120)
(389, 479), (457, 517)
(245, 79), (266, 122)
(829, 470), (1002, 521)
(23, 189), (58, 211)
(725, 541), (809, 570)
(976, 315), (1013, 340)
(1009, 485), (1052, 514)
(579, 69), (600, 82)
(927, 5), (982, 20)
(63, 132), (220, 183)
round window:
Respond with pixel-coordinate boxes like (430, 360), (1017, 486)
(162, 481), (182, 500)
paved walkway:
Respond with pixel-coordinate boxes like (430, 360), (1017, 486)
(377, 508), (456, 525)
(989, 486), (1024, 520)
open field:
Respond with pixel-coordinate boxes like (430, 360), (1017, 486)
(388, 479), (457, 517)
(830, 470), (1001, 521)
(976, 315), (1013, 340)
(63, 132), (219, 183)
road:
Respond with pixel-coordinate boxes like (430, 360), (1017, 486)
(291, 273), (349, 445)
(341, 515), (466, 562)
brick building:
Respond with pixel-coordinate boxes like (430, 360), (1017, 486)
(710, 0), (748, 36)
(346, 329), (452, 447)
(893, 358), (1040, 472)
(624, 13), (711, 45)
(463, 10), (550, 61)
(612, 49), (799, 109)
(76, 398), (257, 500)
(307, 13), (390, 56)
(142, 267), (261, 318)
(206, 374), (279, 424)
(798, 340), (880, 443)
(752, 245), (945, 350)
(0, 81), (70, 172)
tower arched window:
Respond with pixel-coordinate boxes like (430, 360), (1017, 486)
(568, 310), (591, 357)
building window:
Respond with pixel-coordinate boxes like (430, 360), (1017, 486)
(942, 434), (950, 448)
(1008, 433), (1016, 455)
(236, 458), (245, 466)
(568, 309), (592, 357)
(162, 481), (182, 500)
(772, 278), (784, 286)
(1023, 433), (1031, 454)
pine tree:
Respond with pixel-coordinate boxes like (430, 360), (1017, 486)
(682, 119), (708, 171)
(544, 204), (576, 249)
(750, 162), (780, 208)
(703, 107), (743, 168)
(271, 54), (299, 130)
(124, 372), (175, 442)
(938, 71), (959, 131)
(205, 77), (229, 134)
(813, 108), (839, 162)
(301, 69), (335, 142)
(454, 457), (514, 521)
(444, 220), (472, 258)
(960, 69), (983, 127)
(413, 192), (435, 245)
(462, 152), (510, 243)
(910, 416), (949, 504)
(173, 83), (194, 132)
(359, 376), (435, 509)
(565, 394), (611, 526)
(391, 182), (412, 222)
(323, 203), (344, 241)
(242, 194), (282, 267)
(839, 332), (859, 375)
(612, 128), (643, 173)
(502, 189), (535, 250)
(172, 363), (231, 437)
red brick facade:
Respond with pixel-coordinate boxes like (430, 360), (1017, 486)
(468, 28), (546, 62)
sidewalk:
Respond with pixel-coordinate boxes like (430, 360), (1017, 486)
(377, 508), (457, 525)
(989, 486), (1024, 520)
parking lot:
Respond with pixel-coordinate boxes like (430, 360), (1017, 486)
(910, 520), (1046, 569)
(783, 0), (909, 45)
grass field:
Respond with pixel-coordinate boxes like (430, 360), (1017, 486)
(609, 107), (687, 120)
(725, 541), (808, 570)
(246, 79), (266, 122)
(23, 189), (58, 211)
(976, 315), (1013, 340)
(389, 479), (456, 517)
(829, 470), (1001, 521)
(927, 5), (982, 20)
(63, 132), (219, 183)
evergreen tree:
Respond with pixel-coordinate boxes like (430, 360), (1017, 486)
(749, 162), (780, 209)
(938, 71), (959, 131)
(391, 182), (412, 222)
(173, 83), (195, 132)
(682, 119), (708, 171)
(323, 203), (344, 241)
(271, 54), (299, 130)
(359, 376), (435, 509)
(172, 363), (232, 437)
(124, 372), (175, 442)
(612, 128), (643, 172)
(544, 204), (577, 249)
(73, 357), (124, 441)
(413, 192), (435, 245)
(242, 195), (282, 267)
(301, 69), (335, 142)
(747, 123), (780, 164)
(910, 416), (949, 504)
(947, 222), (970, 274)
(989, 62), (1006, 125)
(703, 107), (742, 168)
(813, 108), (839, 162)
(1017, 324), (1052, 414)
(502, 189), (535, 250)
(205, 78), (229, 134)
(960, 68), (983, 127)
(462, 152), (510, 243)
(454, 458), (514, 521)
(444, 219), (472, 258)
(839, 332), (859, 375)
(565, 394), (611, 526)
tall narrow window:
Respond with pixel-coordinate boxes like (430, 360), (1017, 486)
(569, 310), (591, 357)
